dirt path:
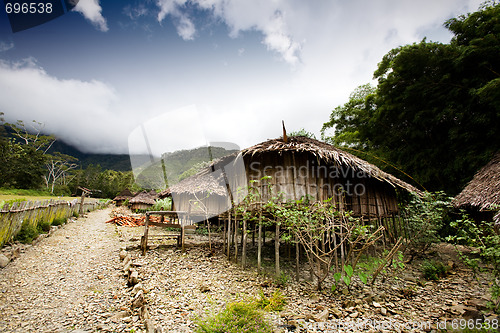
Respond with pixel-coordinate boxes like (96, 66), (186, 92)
(0, 208), (128, 333)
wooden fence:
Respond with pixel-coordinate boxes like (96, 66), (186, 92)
(0, 199), (109, 247)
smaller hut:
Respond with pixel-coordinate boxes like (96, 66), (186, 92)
(113, 188), (134, 206)
(454, 152), (500, 222)
(129, 190), (156, 211)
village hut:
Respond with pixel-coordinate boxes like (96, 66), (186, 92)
(160, 136), (419, 222)
(454, 152), (500, 222)
(113, 188), (134, 206)
(129, 190), (156, 211)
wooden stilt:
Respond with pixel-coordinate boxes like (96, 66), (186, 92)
(242, 218), (247, 268)
(227, 212), (232, 259)
(295, 235), (300, 281)
(275, 222), (280, 277)
(234, 212), (238, 262)
(257, 213), (262, 273)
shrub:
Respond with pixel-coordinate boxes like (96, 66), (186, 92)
(254, 290), (286, 312)
(37, 220), (52, 233)
(52, 217), (66, 226)
(195, 301), (273, 333)
(447, 212), (500, 313)
(15, 223), (39, 244)
(402, 191), (452, 260)
(421, 259), (448, 280)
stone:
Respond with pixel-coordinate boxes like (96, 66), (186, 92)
(129, 271), (139, 286)
(331, 306), (342, 318)
(380, 307), (387, 316)
(119, 250), (127, 261)
(132, 290), (145, 309)
(313, 309), (329, 322)
(144, 319), (155, 333)
(0, 254), (10, 268)
(132, 283), (144, 295)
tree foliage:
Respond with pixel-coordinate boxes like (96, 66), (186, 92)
(322, 2), (500, 194)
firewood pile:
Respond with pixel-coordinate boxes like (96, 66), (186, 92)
(106, 215), (145, 227)
(106, 214), (166, 227)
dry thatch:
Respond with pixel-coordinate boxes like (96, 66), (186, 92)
(129, 190), (155, 205)
(160, 136), (419, 197)
(161, 167), (228, 197)
(239, 136), (419, 193)
(454, 153), (500, 211)
(113, 188), (134, 201)
(494, 211), (500, 224)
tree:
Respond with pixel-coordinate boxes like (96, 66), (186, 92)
(43, 153), (79, 194)
(322, 2), (500, 194)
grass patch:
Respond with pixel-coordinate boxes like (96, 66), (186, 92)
(15, 223), (39, 244)
(195, 291), (285, 333)
(52, 217), (66, 226)
(37, 220), (52, 233)
(421, 259), (449, 280)
(195, 301), (274, 333)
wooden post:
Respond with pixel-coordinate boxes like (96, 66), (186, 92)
(295, 235), (300, 281)
(242, 218), (247, 268)
(234, 213), (239, 262)
(79, 191), (85, 217)
(257, 213), (262, 273)
(223, 217), (227, 254)
(227, 212), (232, 259)
(141, 214), (150, 256)
(275, 222), (280, 277)
(181, 226), (185, 253)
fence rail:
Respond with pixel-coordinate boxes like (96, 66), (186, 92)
(0, 199), (109, 247)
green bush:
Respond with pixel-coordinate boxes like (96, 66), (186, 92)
(421, 260), (448, 280)
(15, 223), (39, 244)
(254, 290), (286, 312)
(195, 301), (273, 333)
(52, 217), (66, 226)
(37, 220), (52, 233)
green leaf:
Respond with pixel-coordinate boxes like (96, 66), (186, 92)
(358, 272), (368, 284)
(342, 275), (351, 286)
(333, 272), (342, 282)
(344, 264), (354, 277)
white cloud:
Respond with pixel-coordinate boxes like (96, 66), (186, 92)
(157, 0), (196, 40)
(75, 0), (108, 32)
(155, 0), (302, 65)
(0, 42), (14, 52)
(0, 59), (128, 153)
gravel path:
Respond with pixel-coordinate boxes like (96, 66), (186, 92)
(0, 208), (496, 333)
(0, 208), (129, 333)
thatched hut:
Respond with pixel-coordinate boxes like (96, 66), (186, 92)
(160, 136), (419, 222)
(454, 152), (500, 222)
(129, 190), (155, 211)
(113, 188), (134, 206)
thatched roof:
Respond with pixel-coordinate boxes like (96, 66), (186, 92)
(129, 190), (155, 205)
(454, 152), (500, 211)
(113, 188), (134, 201)
(160, 136), (420, 197)
(240, 136), (419, 193)
(494, 211), (500, 224)
(161, 167), (228, 197)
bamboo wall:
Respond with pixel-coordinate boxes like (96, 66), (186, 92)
(243, 151), (400, 218)
(0, 199), (108, 247)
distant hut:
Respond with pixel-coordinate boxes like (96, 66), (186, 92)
(454, 152), (500, 222)
(160, 137), (419, 224)
(113, 188), (134, 206)
(129, 190), (155, 211)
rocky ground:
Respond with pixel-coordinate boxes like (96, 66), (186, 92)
(0, 207), (498, 332)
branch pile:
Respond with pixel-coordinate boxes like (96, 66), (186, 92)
(106, 216), (145, 227)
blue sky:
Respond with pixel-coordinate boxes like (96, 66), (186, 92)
(0, 0), (484, 154)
